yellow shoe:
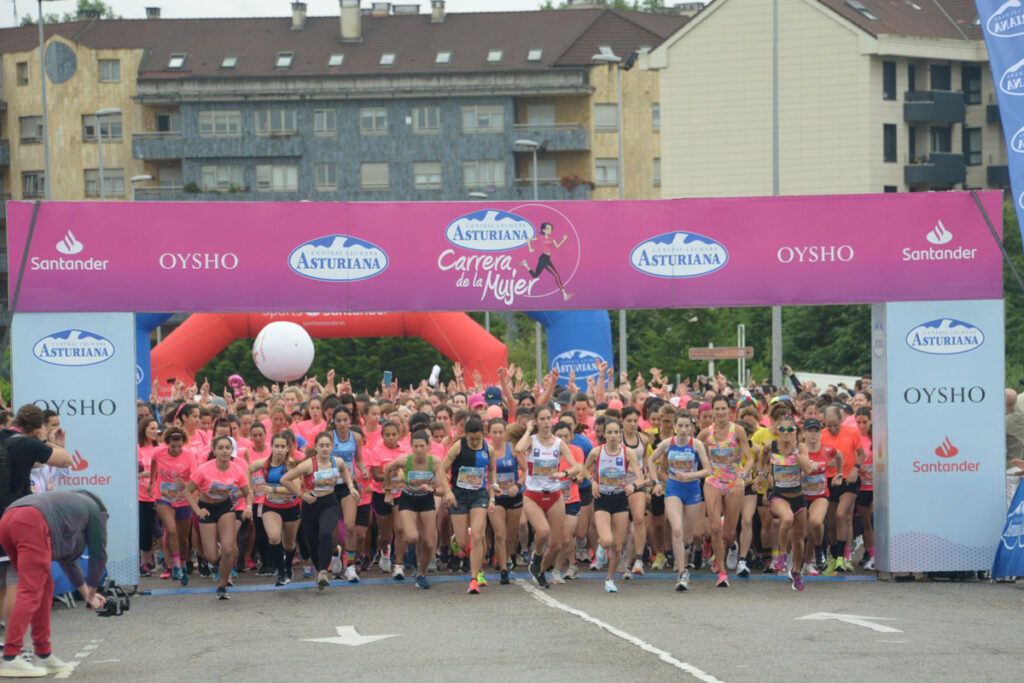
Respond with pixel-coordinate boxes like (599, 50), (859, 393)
(652, 552), (667, 570)
(476, 571), (487, 586)
(824, 557), (844, 577)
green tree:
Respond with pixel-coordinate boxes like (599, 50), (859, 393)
(21, 0), (120, 25)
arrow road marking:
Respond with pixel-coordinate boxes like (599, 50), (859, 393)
(797, 612), (903, 633)
(302, 625), (399, 647)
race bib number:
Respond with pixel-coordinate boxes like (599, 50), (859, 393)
(266, 488), (296, 505)
(532, 457), (558, 477)
(709, 447), (734, 468)
(560, 478), (572, 502)
(314, 469), (338, 494)
(859, 463), (873, 486)
(773, 464), (801, 489)
(668, 451), (695, 478)
(160, 481), (186, 505)
(456, 466), (485, 490)
(599, 467), (624, 487)
(206, 480), (234, 502)
(405, 470), (435, 493)
(496, 471), (516, 491)
(803, 473), (827, 497)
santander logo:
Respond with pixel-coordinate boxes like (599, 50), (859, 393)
(913, 437), (980, 473)
(70, 450), (89, 472)
(55, 230), (84, 255)
(926, 220), (953, 246)
(934, 437), (958, 459)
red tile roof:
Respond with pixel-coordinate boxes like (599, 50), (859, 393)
(817, 0), (982, 40)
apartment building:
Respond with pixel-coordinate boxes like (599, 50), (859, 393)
(649, 0), (1008, 197)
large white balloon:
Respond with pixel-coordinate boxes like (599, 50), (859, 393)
(252, 322), (314, 382)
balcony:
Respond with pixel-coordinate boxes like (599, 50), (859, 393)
(903, 91), (965, 123)
(510, 178), (592, 201)
(183, 134), (304, 158)
(987, 104), (1001, 125)
(132, 132), (184, 160)
(510, 123), (588, 151)
(133, 185), (189, 201)
(904, 153), (966, 185)
(0, 139), (8, 166)
(987, 165), (1010, 188)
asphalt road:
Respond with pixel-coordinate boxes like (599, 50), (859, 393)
(32, 569), (1024, 682)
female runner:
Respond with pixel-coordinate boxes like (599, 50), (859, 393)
(294, 397), (327, 444)
(519, 221), (573, 301)
(329, 407), (367, 582)
(799, 418), (841, 575)
(185, 436), (253, 599)
(442, 416), (496, 594)
(490, 420), (525, 585)
(514, 406), (578, 589)
(282, 432), (354, 590)
(765, 415), (813, 591)
(649, 412), (711, 591)
(854, 407), (875, 570)
(247, 433), (301, 585)
(147, 426), (195, 585)
(137, 417), (161, 576)
(620, 407), (650, 578)
(246, 422), (272, 575)
(583, 419), (642, 593)
(550, 421), (585, 583)
(368, 420), (408, 578)
(699, 395), (753, 587)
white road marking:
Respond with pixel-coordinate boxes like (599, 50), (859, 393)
(302, 625), (399, 647)
(515, 579), (726, 683)
(55, 639), (102, 678)
(796, 612), (903, 634)
(53, 662), (80, 679)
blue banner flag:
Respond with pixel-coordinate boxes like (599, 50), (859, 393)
(992, 479), (1024, 578)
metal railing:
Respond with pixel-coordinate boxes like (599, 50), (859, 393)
(511, 122), (584, 131)
(133, 131), (182, 139)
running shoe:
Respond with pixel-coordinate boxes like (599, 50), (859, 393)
(404, 546), (417, 571)
(617, 557), (627, 574)
(180, 568), (189, 586)
(212, 572), (219, 583)
(345, 564), (360, 583)
(140, 563), (154, 577)
(726, 543), (739, 571)
(227, 573), (235, 587)
(317, 570), (330, 590)
(379, 552), (392, 574)
(392, 564), (405, 581)
(427, 556), (438, 573)
(595, 545), (608, 569)
(165, 567), (175, 580)
(255, 564), (272, 577)
(328, 554), (343, 577)
(520, 551), (531, 567)
(824, 557), (844, 576)
(550, 570), (566, 585)
(676, 569), (690, 592)
(448, 555), (461, 573)
(773, 554), (787, 573)
(815, 546), (827, 571)
(302, 564), (313, 579)
(864, 557), (876, 571)
(605, 579), (618, 593)
(275, 573), (291, 587)
(716, 572), (729, 588)
(476, 571), (488, 587)
(468, 578), (480, 594)
(736, 559), (750, 578)
(690, 546), (701, 571)
(33, 654), (74, 674)
(461, 556), (471, 573)
(0, 655), (47, 677)
(803, 562), (820, 576)
(576, 545), (591, 563)
(631, 559), (645, 577)
(217, 586), (229, 600)
(852, 535), (864, 555)
(565, 564), (579, 580)
(529, 553), (542, 579)
(360, 554), (372, 572)
(198, 560), (212, 578)
(245, 557), (257, 571)
(499, 569), (510, 585)
(286, 565), (294, 582)
(842, 558), (855, 573)
(652, 552), (667, 570)
(790, 570), (805, 591)
(416, 575), (431, 590)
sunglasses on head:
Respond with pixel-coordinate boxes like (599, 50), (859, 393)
(777, 426), (797, 433)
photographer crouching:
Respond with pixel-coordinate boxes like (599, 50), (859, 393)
(0, 490), (107, 678)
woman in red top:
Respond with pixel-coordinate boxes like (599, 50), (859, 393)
(245, 422), (271, 575)
(798, 418), (841, 576)
(186, 436), (253, 599)
(137, 417), (161, 577)
(520, 222), (573, 301)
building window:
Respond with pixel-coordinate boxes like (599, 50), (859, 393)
(315, 163), (337, 190)
(22, 171), (45, 198)
(411, 106), (440, 133)
(462, 160), (504, 188)
(962, 65), (982, 105)
(221, 56), (238, 69)
(314, 109), (337, 136)
(594, 104), (618, 132)
(527, 49), (543, 62)
(84, 168), (125, 197)
(380, 53), (396, 66)
(16, 61), (28, 85)
(461, 105), (504, 133)
(328, 54), (344, 67)
(156, 112), (181, 133)
(255, 164), (298, 192)
(930, 126), (952, 153)
(359, 107), (388, 134)
(595, 158), (619, 186)
(487, 50), (503, 63)
(276, 52), (294, 69)
(882, 61), (896, 100)
(200, 165), (244, 191)
(435, 51), (452, 65)
(414, 162), (442, 189)
(883, 124), (897, 163)
(255, 109), (297, 136)
(908, 64), (916, 92)
(82, 113), (123, 141)
(653, 157), (661, 187)
(361, 163), (390, 189)
(19, 116), (43, 143)
(908, 125), (917, 160)
(963, 127), (982, 165)
(652, 103), (660, 132)
(198, 111), (242, 137)
(930, 64), (951, 91)
(99, 59), (120, 82)
(883, 185), (898, 193)
(167, 53), (186, 69)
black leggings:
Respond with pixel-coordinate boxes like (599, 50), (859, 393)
(301, 495), (341, 572)
(528, 253), (566, 291)
(139, 500), (156, 552)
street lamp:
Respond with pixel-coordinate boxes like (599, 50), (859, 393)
(37, 0), (63, 199)
(130, 174), (154, 201)
(468, 191), (488, 199)
(95, 107), (121, 200)
(514, 139), (540, 201)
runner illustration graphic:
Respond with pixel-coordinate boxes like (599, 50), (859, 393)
(520, 222), (573, 301)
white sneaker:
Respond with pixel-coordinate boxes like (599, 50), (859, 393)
(675, 569), (690, 592)
(622, 568), (633, 580)
(565, 564), (579, 580)
(631, 559), (645, 576)
(392, 564), (405, 581)
(864, 556), (875, 571)
(328, 554), (343, 577)
(803, 562), (820, 576)
(33, 654), (74, 674)
(595, 546), (608, 569)
(550, 570), (566, 584)
(605, 579), (618, 593)
(736, 559), (750, 577)
(726, 543), (739, 571)
(0, 655), (47, 677)
(345, 564), (360, 583)
(379, 550), (392, 573)
(617, 557), (627, 574)
(427, 556), (438, 573)
(852, 535), (864, 554)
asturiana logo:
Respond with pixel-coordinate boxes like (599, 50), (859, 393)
(288, 235), (388, 282)
(987, 0), (1024, 37)
(445, 210), (536, 252)
(550, 349), (603, 377)
(905, 319), (984, 355)
(999, 56), (1024, 96)
(32, 330), (115, 367)
(55, 229), (84, 255)
(1012, 126), (1024, 154)
(630, 231), (728, 279)
(926, 220), (953, 246)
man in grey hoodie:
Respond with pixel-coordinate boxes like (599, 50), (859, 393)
(0, 490), (107, 678)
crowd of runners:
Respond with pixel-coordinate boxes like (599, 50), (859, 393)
(135, 363), (875, 598)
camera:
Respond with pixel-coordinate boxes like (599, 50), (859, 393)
(95, 581), (131, 617)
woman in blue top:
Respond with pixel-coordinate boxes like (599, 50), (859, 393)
(330, 407), (367, 582)
(487, 419), (525, 585)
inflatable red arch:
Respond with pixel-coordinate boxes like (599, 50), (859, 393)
(150, 312), (507, 389)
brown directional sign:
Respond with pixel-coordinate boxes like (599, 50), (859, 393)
(688, 346), (755, 360)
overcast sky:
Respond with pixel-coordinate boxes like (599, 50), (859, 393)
(0, 0), (550, 28)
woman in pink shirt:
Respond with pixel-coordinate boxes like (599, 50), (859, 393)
(137, 417), (161, 577)
(147, 426), (195, 585)
(520, 222), (573, 301)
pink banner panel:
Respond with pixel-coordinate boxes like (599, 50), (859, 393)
(4, 191), (1003, 312)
